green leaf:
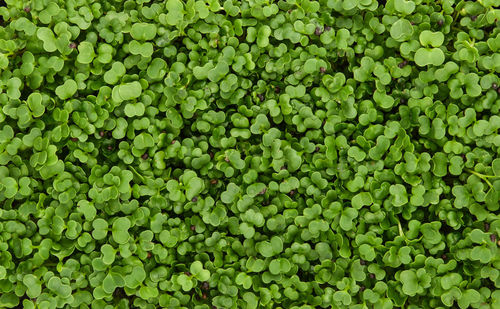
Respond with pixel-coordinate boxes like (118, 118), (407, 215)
(414, 48), (445, 66)
(113, 81), (143, 103)
(352, 192), (372, 209)
(470, 246), (492, 263)
(55, 79), (77, 100)
(400, 270), (418, 296)
(147, 58), (168, 80)
(419, 30), (445, 47)
(23, 275), (41, 298)
(390, 19), (413, 42)
(269, 258), (291, 274)
(208, 61), (229, 82)
(185, 176), (204, 200)
(394, 0), (415, 15)
(492, 158), (500, 176)
(47, 277), (72, 298)
(37, 27), (57, 52)
(441, 273), (462, 290)
(77, 42), (96, 64)
(1, 177), (18, 199)
(359, 244), (376, 261)
(104, 62), (126, 85)
(27, 93), (45, 117)
(177, 274), (193, 291)
(112, 217), (131, 244)
(166, 0), (185, 26)
(134, 133), (154, 149)
(246, 183), (266, 197)
(190, 261), (210, 281)
(257, 25), (272, 48)
(221, 183), (240, 204)
(389, 184), (408, 207)
(130, 23), (157, 41)
(340, 208), (358, 231)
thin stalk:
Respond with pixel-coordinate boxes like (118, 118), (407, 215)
(129, 166), (145, 183)
(466, 169), (496, 188)
(398, 220), (405, 238)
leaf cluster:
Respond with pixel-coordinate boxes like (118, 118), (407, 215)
(0, 0), (499, 308)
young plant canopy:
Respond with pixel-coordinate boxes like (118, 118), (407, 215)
(0, 0), (499, 308)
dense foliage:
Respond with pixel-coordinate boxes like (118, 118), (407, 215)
(0, 0), (500, 308)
